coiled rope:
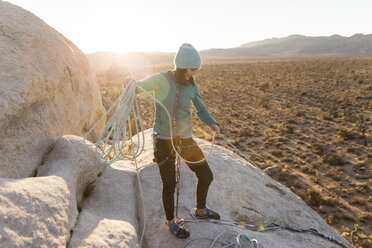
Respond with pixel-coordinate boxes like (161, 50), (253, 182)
(84, 79), (348, 248)
(182, 230), (263, 248)
(182, 214), (349, 248)
(85, 79), (218, 166)
(84, 80), (148, 246)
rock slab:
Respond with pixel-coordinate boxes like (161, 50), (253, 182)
(67, 161), (139, 248)
(0, 1), (105, 178)
(0, 130), (353, 248)
(0, 136), (105, 247)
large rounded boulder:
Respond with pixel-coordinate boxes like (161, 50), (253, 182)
(0, 1), (106, 178)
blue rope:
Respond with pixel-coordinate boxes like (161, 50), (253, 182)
(181, 230), (263, 248)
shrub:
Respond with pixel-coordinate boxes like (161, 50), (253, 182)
(323, 196), (339, 206)
(306, 188), (322, 206)
(296, 111), (305, 117)
(343, 108), (353, 118)
(311, 143), (325, 154)
(359, 212), (372, 222)
(263, 129), (273, 136)
(319, 112), (332, 120)
(231, 139), (239, 146)
(337, 129), (355, 140)
(346, 145), (356, 153)
(356, 182), (368, 190)
(326, 214), (334, 225)
(286, 119), (297, 124)
(301, 166), (310, 174)
(238, 129), (251, 137)
(356, 113), (368, 146)
(281, 124), (295, 134)
(346, 224), (372, 247)
(270, 150), (283, 157)
(258, 82), (270, 93)
(322, 153), (344, 165)
(258, 94), (270, 109)
(281, 157), (293, 163)
(327, 106), (338, 118)
(350, 196), (367, 206)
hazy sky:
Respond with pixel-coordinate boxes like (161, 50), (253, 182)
(5, 0), (372, 53)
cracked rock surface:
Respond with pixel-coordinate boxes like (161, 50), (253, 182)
(67, 161), (139, 248)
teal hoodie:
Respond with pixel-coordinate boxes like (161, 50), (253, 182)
(136, 70), (218, 138)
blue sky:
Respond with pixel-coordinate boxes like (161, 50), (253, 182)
(6, 0), (372, 53)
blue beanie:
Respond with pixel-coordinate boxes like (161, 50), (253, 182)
(174, 43), (202, 69)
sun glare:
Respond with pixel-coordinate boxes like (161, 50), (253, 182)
(77, 2), (160, 72)
(75, 1), (173, 54)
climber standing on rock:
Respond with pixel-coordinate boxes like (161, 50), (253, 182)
(123, 43), (221, 239)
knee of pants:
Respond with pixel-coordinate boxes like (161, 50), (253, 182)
(199, 169), (213, 186)
(205, 173), (213, 185)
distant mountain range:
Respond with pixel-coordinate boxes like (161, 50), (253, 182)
(200, 33), (372, 57)
(87, 33), (372, 70)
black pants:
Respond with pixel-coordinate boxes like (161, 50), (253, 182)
(154, 136), (213, 221)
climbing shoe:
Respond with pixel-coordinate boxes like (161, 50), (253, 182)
(169, 221), (190, 239)
(195, 206), (220, 220)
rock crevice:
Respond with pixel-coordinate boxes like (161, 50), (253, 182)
(0, 135), (105, 247)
